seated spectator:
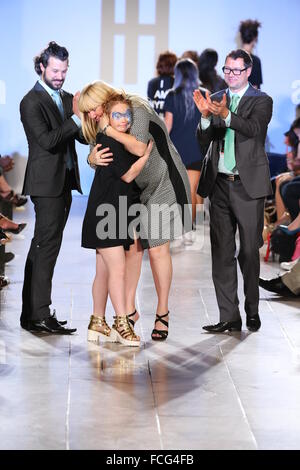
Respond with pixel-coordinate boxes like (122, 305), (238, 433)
(0, 153), (28, 206)
(198, 48), (227, 93)
(0, 213), (26, 234)
(274, 119), (300, 224)
(147, 50), (177, 118)
(259, 259), (300, 296)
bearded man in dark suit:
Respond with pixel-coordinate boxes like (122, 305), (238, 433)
(20, 41), (85, 334)
(194, 49), (273, 333)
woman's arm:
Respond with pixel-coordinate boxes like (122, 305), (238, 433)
(107, 126), (147, 156)
(99, 112), (147, 157)
(164, 111), (173, 134)
(121, 141), (153, 183)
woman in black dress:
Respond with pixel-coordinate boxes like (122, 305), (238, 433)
(82, 93), (152, 347)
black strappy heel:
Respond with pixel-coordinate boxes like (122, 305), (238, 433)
(151, 312), (169, 341)
(127, 309), (137, 328)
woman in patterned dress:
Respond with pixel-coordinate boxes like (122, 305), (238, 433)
(78, 81), (192, 341)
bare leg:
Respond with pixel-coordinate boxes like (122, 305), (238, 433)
(0, 175), (12, 196)
(275, 174), (293, 222)
(97, 246), (127, 316)
(124, 238), (143, 323)
(187, 169), (201, 222)
(92, 250), (109, 317)
(98, 246), (140, 346)
(148, 242), (172, 338)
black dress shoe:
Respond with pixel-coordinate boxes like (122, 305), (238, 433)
(203, 320), (242, 333)
(24, 317), (76, 335)
(259, 277), (294, 296)
(246, 314), (261, 332)
(50, 309), (67, 326)
(4, 252), (15, 263)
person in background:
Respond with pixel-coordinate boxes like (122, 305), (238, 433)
(198, 48), (227, 93)
(181, 50), (199, 68)
(239, 19), (263, 89)
(259, 260), (300, 296)
(147, 50), (177, 118)
(164, 58), (203, 226)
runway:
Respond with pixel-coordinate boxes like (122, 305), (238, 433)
(1, 196), (300, 450)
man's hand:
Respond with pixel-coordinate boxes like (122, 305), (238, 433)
(0, 155), (14, 172)
(88, 144), (113, 166)
(193, 90), (212, 118)
(207, 93), (229, 119)
(72, 91), (81, 118)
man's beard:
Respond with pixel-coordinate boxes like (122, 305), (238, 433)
(43, 73), (64, 91)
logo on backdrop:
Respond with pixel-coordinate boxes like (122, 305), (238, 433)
(101, 0), (170, 83)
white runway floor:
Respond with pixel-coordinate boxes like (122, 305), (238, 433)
(1, 196), (300, 450)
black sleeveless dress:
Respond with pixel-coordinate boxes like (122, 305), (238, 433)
(81, 133), (139, 250)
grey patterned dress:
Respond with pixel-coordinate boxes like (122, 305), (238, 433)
(129, 102), (192, 249)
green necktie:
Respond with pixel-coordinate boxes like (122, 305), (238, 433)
(224, 94), (240, 172)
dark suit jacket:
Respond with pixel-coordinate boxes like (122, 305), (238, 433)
(197, 84), (273, 199)
(20, 81), (85, 197)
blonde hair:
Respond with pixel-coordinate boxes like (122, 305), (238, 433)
(78, 80), (152, 143)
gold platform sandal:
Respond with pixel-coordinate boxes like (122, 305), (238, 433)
(87, 315), (115, 343)
(110, 315), (140, 347)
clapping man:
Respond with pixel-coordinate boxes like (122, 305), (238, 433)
(194, 49), (273, 333)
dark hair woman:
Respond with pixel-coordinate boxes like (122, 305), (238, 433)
(164, 58), (204, 225)
(198, 48), (227, 93)
(239, 19), (263, 89)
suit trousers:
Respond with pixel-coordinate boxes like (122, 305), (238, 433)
(21, 170), (74, 322)
(209, 175), (265, 322)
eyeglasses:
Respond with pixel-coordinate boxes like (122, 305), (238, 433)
(111, 110), (132, 122)
(222, 66), (250, 76)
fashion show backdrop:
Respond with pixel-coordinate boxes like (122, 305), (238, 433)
(0, 0), (299, 194)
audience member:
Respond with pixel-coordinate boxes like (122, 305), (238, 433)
(259, 260), (300, 296)
(273, 118), (300, 224)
